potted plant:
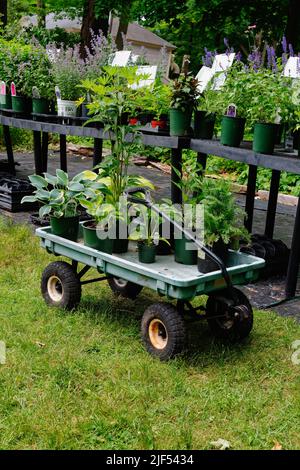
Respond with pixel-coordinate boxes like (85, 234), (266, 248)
(150, 83), (171, 130)
(80, 192), (115, 254)
(0, 39), (13, 109)
(81, 66), (155, 253)
(217, 64), (249, 147)
(169, 73), (200, 136)
(21, 170), (101, 241)
(7, 43), (36, 113)
(170, 160), (204, 265)
(245, 68), (292, 154)
(50, 44), (85, 117)
(29, 47), (55, 114)
(198, 178), (250, 273)
(194, 87), (217, 139)
(129, 204), (170, 263)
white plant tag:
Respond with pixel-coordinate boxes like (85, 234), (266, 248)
(111, 50), (132, 67)
(196, 66), (214, 93)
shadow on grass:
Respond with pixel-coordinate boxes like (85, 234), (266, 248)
(69, 288), (255, 367)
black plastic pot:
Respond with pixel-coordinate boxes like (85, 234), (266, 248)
(194, 111), (216, 139)
(112, 220), (129, 254)
(197, 240), (228, 274)
(138, 242), (156, 263)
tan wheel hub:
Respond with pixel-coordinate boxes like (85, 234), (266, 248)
(47, 276), (64, 302)
(148, 319), (168, 349)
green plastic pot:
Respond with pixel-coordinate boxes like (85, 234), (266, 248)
(0, 94), (12, 110)
(138, 242), (156, 263)
(50, 215), (79, 241)
(169, 108), (192, 136)
(174, 235), (197, 265)
(82, 221), (113, 253)
(194, 111), (215, 139)
(32, 98), (50, 114)
(11, 96), (31, 114)
(221, 116), (246, 147)
(253, 123), (278, 154)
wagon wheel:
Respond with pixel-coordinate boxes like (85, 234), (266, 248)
(141, 303), (185, 361)
(206, 287), (253, 341)
(107, 276), (143, 299)
(41, 261), (81, 310)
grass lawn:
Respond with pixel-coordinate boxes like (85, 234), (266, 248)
(0, 216), (300, 450)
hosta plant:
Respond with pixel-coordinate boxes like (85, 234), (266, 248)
(21, 170), (105, 219)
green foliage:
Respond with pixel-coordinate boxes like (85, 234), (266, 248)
(0, 38), (54, 99)
(135, 80), (171, 119)
(21, 170), (104, 219)
(202, 178), (250, 247)
(170, 73), (200, 112)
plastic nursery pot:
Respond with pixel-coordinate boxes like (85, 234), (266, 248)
(221, 115), (246, 147)
(11, 96), (32, 114)
(174, 235), (198, 265)
(82, 221), (113, 254)
(169, 108), (192, 136)
(138, 242), (156, 263)
(194, 111), (216, 139)
(112, 220), (129, 254)
(197, 240), (228, 274)
(32, 98), (50, 114)
(129, 117), (139, 125)
(139, 112), (154, 125)
(0, 94), (12, 110)
(253, 123), (278, 155)
(50, 215), (79, 242)
(275, 123), (285, 145)
(57, 99), (78, 118)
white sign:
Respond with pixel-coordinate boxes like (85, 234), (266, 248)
(196, 66), (214, 93)
(211, 53), (235, 73)
(111, 50), (132, 67)
(130, 65), (157, 89)
(284, 57), (300, 78)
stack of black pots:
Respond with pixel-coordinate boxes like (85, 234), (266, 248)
(240, 234), (289, 279)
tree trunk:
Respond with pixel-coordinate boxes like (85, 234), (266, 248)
(115, 2), (132, 50)
(286, 0), (300, 50)
(37, 0), (46, 28)
(0, 0), (8, 26)
(80, 0), (109, 56)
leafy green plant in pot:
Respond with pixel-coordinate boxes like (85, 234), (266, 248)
(199, 178), (250, 273)
(49, 44), (85, 117)
(129, 205), (169, 263)
(194, 86), (218, 139)
(21, 170), (101, 241)
(217, 64), (249, 147)
(150, 82), (171, 130)
(80, 194), (116, 254)
(245, 69), (292, 154)
(170, 160), (204, 265)
(81, 66), (155, 253)
(169, 73), (200, 136)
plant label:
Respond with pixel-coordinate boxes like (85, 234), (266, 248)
(111, 50), (132, 67)
(11, 82), (16, 97)
(0, 81), (6, 96)
(196, 66), (214, 93)
(211, 53), (235, 73)
(283, 57), (300, 78)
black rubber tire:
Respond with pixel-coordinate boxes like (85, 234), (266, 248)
(206, 287), (253, 341)
(107, 276), (143, 299)
(141, 302), (185, 360)
(41, 261), (81, 310)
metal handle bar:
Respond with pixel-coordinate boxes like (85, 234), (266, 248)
(124, 187), (233, 289)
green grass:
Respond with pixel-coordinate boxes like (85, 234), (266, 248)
(0, 217), (300, 450)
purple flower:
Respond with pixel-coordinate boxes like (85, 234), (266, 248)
(289, 43), (294, 57)
(282, 36), (287, 54)
(202, 48), (214, 67)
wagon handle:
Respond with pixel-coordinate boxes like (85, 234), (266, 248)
(124, 187), (233, 290)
